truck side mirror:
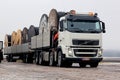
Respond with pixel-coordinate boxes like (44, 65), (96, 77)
(102, 22), (106, 33)
(60, 21), (63, 31)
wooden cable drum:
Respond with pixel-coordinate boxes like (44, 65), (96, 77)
(48, 9), (58, 31)
(39, 14), (48, 34)
(11, 31), (17, 46)
(15, 29), (23, 45)
(22, 27), (28, 43)
(48, 9), (66, 31)
(4, 34), (11, 47)
(28, 25), (39, 42)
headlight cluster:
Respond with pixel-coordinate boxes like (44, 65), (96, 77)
(98, 49), (103, 57)
(68, 48), (73, 57)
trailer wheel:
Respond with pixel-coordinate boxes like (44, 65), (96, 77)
(90, 62), (98, 68)
(23, 54), (26, 63)
(57, 51), (64, 67)
(23, 54), (33, 63)
(6, 56), (9, 62)
(23, 54), (28, 63)
(39, 52), (44, 65)
(7, 54), (13, 62)
(24, 54), (29, 63)
(27, 54), (33, 63)
(49, 51), (55, 66)
(35, 52), (39, 65)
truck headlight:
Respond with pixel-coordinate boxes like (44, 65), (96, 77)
(98, 49), (102, 57)
(68, 48), (73, 57)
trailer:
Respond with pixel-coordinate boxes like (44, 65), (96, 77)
(4, 25), (38, 63)
(4, 9), (106, 67)
(4, 43), (34, 63)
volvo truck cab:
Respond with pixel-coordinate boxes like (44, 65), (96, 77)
(57, 12), (105, 67)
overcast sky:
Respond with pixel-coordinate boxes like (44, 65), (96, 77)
(0, 0), (119, 50)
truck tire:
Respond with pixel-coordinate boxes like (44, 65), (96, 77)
(49, 51), (55, 66)
(23, 54), (33, 63)
(23, 54), (26, 63)
(35, 52), (39, 65)
(7, 54), (13, 62)
(39, 52), (44, 65)
(6, 56), (10, 62)
(90, 62), (98, 68)
(23, 54), (28, 63)
(57, 51), (64, 67)
(0, 52), (3, 60)
(28, 54), (33, 63)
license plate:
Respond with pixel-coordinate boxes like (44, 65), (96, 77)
(82, 58), (90, 61)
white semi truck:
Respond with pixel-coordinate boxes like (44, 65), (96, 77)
(4, 9), (106, 67)
(31, 9), (106, 67)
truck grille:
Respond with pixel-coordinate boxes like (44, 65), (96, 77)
(74, 49), (97, 57)
(72, 39), (99, 45)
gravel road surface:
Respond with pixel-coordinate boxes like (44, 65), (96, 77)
(0, 61), (120, 80)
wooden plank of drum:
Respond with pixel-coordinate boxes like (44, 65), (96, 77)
(39, 14), (48, 34)
(16, 29), (22, 45)
(4, 34), (11, 47)
(48, 9), (58, 31)
(11, 31), (17, 46)
(28, 25), (39, 42)
(22, 27), (28, 43)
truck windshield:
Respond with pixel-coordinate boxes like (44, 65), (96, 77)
(67, 20), (101, 33)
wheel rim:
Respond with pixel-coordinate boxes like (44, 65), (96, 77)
(35, 55), (38, 63)
(39, 53), (42, 64)
(58, 52), (61, 67)
(49, 52), (53, 66)
(35, 57), (37, 63)
(25, 55), (28, 63)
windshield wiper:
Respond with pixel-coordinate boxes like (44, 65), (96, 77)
(89, 31), (99, 33)
(74, 29), (84, 32)
(88, 29), (100, 33)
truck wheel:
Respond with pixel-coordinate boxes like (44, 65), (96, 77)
(39, 52), (43, 65)
(90, 62), (98, 68)
(6, 56), (10, 62)
(23, 54), (32, 63)
(25, 54), (29, 63)
(23, 54), (27, 63)
(49, 51), (55, 66)
(57, 51), (64, 67)
(7, 54), (13, 62)
(35, 52), (39, 65)
(27, 54), (33, 63)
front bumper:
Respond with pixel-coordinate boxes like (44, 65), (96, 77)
(63, 57), (103, 63)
